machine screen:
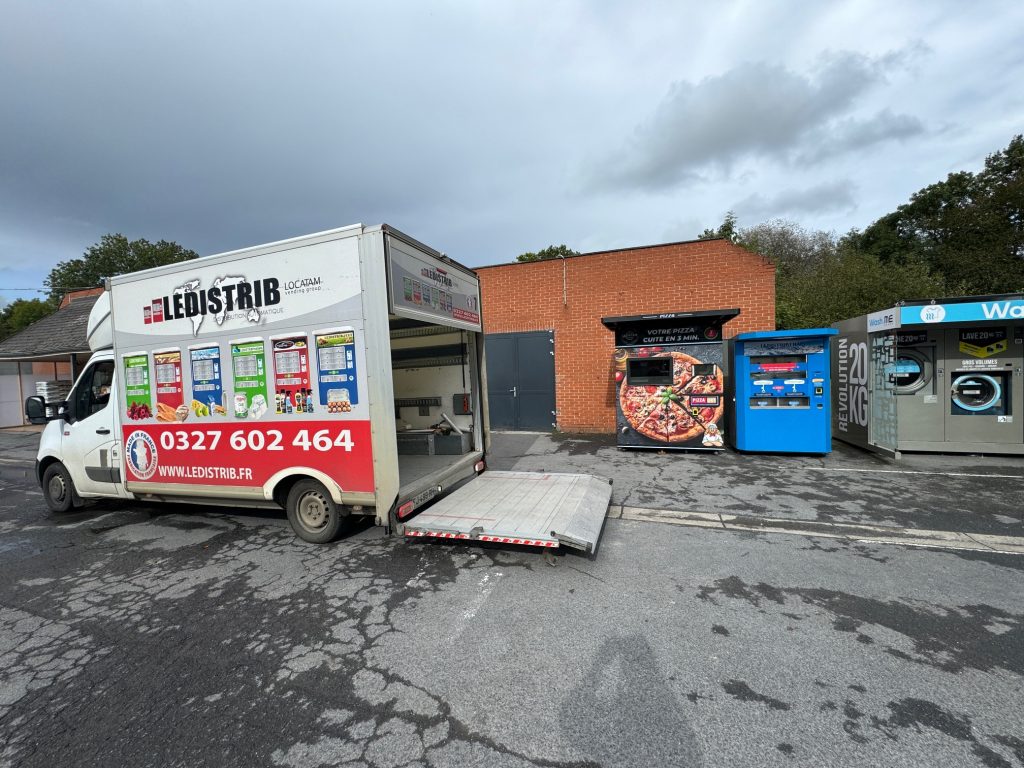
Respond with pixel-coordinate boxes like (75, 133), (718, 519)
(750, 355), (805, 373)
(627, 357), (673, 386)
(750, 355), (804, 365)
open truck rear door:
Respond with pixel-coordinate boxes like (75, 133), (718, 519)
(401, 471), (612, 554)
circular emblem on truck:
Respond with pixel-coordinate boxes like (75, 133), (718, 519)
(125, 430), (158, 480)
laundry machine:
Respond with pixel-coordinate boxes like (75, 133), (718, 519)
(943, 324), (1023, 446)
(836, 295), (1024, 455)
(892, 330), (943, 443)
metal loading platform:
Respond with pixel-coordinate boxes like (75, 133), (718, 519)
(402, 471), (612, 554)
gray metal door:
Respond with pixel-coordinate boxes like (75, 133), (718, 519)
(485, 331), (555, 431)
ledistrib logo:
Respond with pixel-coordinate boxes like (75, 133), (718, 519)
(141, 275), (282, 335)
(704, 327), (720, 340)
(125, 430), (158, 480)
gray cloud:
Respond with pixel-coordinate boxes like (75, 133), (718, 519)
(0, 0), (1019, 303)
(732, 180), (858, 220)
(587, 48), (926, 191)
(798, 109), (925, 164)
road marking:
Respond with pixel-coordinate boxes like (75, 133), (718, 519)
(807, 468), (1023, 479)
(619, 506), (1024, 555)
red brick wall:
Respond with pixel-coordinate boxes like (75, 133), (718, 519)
(59, 287), (105, 309)
(477, 238), (776, 432)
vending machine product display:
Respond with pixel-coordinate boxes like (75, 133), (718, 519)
(123, 353), (152, 420)
(601, 309), (740, 451)
(153, 349), (184, 421)
(315, 328), (359, 413)
(230, 338), (268, 419)
(729, 329), (837, 453)
(271, 335), (312, 415)
(188, 344), (225, 418)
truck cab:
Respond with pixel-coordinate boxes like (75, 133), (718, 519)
(30, 296), (127, 510)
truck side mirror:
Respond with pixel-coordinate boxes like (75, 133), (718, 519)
(24, 396), (50, 425)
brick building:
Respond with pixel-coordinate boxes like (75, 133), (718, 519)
(476, 238), (775, 433)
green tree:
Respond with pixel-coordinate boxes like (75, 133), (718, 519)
(516, 244), (580, 262)
(698, 211), (739, 241)
(0, 297), (58, 341)
(774, 245), (946, 329)
(741, 219), (946, 328)
(44, 234), (199, 303)
(855, 134), (1024, 294)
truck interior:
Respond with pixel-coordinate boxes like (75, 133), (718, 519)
(389, 316), (482, 496)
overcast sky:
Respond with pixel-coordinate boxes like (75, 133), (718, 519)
(2, 1), (1023, 304)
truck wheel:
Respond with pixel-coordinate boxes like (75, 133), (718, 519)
(42, 463), (77, 514)
(286, 480), (346, 543)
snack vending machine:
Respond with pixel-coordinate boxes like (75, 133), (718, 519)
(601, 309), (740, 451)
(730, 329), (837, 453)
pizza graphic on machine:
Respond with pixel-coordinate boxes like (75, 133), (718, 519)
(602, 309), (739, 451)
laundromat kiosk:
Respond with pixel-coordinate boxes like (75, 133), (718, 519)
(833, 294), (1024, 455)
(729, 329), (837, 453)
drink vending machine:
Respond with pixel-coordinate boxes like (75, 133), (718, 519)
(728, 329), (837, 453)
(601, 309), (740, 451)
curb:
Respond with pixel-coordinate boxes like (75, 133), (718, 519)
(615, 505), (1024, 556)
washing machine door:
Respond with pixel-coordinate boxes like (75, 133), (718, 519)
(950, 374), (1002, 413)
(892, 350), (932, 394)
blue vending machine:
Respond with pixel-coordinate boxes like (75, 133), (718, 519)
(731, 329), (838, 453)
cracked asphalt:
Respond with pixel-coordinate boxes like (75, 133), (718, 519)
(1, 430), (1023, 767)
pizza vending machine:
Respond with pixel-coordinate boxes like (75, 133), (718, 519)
(601, 309), (740, 451)
(729, 329), (838, 453)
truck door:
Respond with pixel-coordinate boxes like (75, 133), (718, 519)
(62, 359), (125, 497)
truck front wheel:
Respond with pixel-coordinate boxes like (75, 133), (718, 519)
(42, 462), (78, 514)
(286, 479), (346, 543)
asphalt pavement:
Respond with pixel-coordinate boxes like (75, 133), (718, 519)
(487, 432), (1024, 537)
(1, 429), (1023, 767)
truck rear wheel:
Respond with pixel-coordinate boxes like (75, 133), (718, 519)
(42, 462), (78, 514)
(286, 479), (346, 543)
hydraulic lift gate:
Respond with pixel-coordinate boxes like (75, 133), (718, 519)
(402, 471), (612, 554)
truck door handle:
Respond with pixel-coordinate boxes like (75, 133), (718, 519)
(96, 428), (111, 435)
(509, 387), (517, 397)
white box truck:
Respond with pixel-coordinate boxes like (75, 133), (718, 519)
(26, 225), (610, 550)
